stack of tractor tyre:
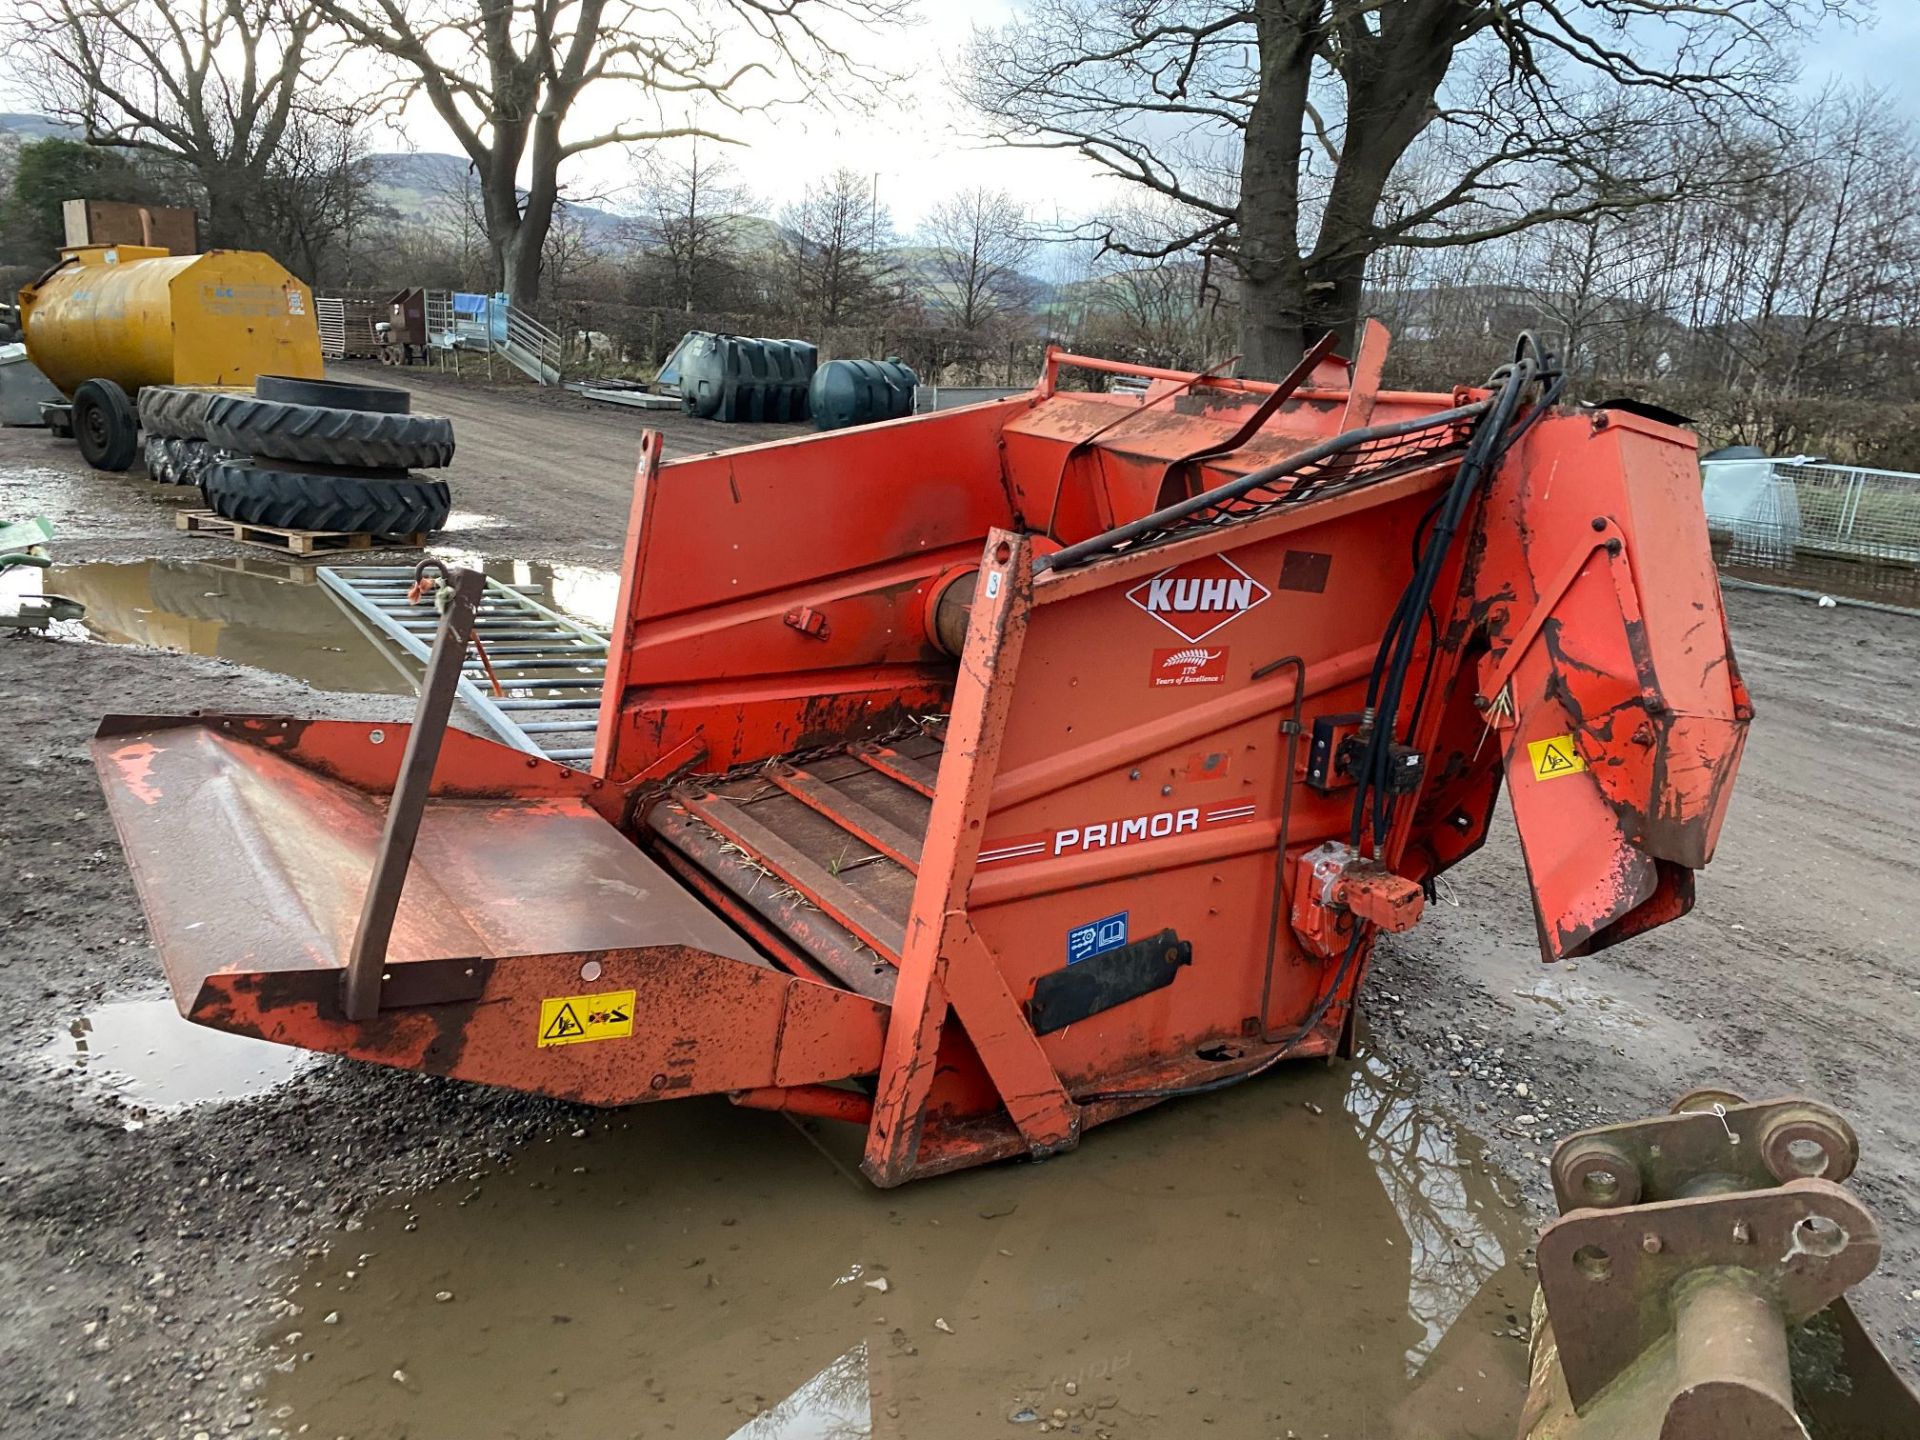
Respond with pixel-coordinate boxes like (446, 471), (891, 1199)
(140, 375), (455, 537)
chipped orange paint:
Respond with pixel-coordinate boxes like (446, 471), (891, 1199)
(94, 334), (1748, 1185)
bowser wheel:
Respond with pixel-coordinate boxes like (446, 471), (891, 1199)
(73, 379), (138, 472)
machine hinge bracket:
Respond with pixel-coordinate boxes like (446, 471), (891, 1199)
(1477, 518), (1630, 720)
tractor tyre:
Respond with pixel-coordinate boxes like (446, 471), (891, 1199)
(256, 374), (410, 414)
(138, 385), (225, 440)
(74, 379), (138, 472)
(201, 393), (454, 469)
(202, 459), (451, 536)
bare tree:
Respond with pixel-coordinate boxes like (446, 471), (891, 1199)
(1078, 201), (1237, 369)
(539, 198), (601, 298)
(6, 0), (332, 248)
(778, 167), (898, 328)
(248, 108), (376, 283)
(318, 0), (909, 310)
(631, 139), (754, 312)
(965, 0), (1859, 377)
(919, 187), (1039, 329)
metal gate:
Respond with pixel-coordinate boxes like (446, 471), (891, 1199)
(318, 564), (608, 763)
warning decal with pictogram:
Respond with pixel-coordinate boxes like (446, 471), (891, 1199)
(1526, 734), (1588, 782)
(536, 989), (637, 1047)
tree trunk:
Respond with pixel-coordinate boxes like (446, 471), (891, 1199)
(1239, 269), (1309, 375)
(504, 228), (542, 309)
(1236, 0), (1317, 377)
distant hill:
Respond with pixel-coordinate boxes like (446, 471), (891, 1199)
(367, 151), (631, 242)
(0, 116), (633, 241)
(0, 113), (80, 142)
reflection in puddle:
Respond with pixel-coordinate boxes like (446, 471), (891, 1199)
(262, 1052), (1534, 1439)
(1346, 1051), (1523, 1368)
(34, 557), (621, 695)
(49, 559), (411, 695)
(728, 1344), (869, 1440)
(47, 998), (311, 1110)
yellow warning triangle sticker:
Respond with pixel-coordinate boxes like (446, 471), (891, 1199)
(1527, 734), (1589, 782)
(541, 1003), (585, 1042)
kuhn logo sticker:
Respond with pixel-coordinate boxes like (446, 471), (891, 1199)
(1151, 645), (1229, 688)
(977, 803), (1257, 869)
(1126, 555), (1271, 643)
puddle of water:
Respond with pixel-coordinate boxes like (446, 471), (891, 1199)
(263, 1051), (1536, 1440)
(46, 997), (311, 1111)
(1511, 972), (1648, 1033)
(41, 556), (621, 694)
(48, 559), (414, 695)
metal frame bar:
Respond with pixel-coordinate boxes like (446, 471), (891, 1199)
(769, 764), (924, 872)
(675, 788), (908, 958)
(848, 742), (938, 797)
(342, 569), (482, 1020)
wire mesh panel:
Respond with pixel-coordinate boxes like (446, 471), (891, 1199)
(1778, 462), (1920, 564)
(422, 290), (454, 350)
(1701, 457), (1920, 607)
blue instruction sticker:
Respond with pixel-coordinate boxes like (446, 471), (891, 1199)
(1067, 911), (1130, 964)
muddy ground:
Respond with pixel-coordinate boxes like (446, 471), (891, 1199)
(0, 372), (1916, 1438)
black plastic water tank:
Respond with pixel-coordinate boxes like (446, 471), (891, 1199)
(810, 358), (918, 431)
(678, 333), (816, 422)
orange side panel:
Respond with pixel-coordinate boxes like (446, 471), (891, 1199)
(598, 401), (1030, 779)
(1474, 411), (1750, 957)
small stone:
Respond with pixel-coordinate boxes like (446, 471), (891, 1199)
(434, 1291), (454, 1303)
(934, 1317), (955, 1334)
(863, 1277), (889, 1293)
(322, 1312), (339, 1325)
(1515, 1083), (1530, 1098)
(1064, 1381), (1078, 1397)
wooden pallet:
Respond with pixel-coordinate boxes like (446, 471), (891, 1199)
(175, 509), (427, 557)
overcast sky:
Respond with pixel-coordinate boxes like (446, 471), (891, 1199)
(8, 1), (1913, 233)
(391, 0), (1917, 230)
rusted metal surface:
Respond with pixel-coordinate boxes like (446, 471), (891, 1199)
(1472, 411), (1752, 958)
(91, 713), (895, 1104)
(672, 785), (909, 959)
(1524, 1095), (1920, 1439)
(1551, 1096), (1858, 1212)
(1539, 1178), (1879, 1408)
(649, 808), (896, 1002)
(767, 761), (925, 872)
(343, 566), (482, 1021)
